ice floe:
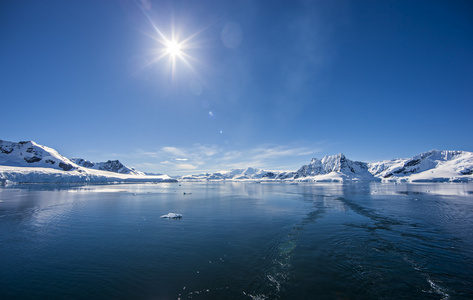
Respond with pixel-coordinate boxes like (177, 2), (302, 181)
(160, 213), (183, 219)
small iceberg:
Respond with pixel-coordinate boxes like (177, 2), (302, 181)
(161, 213), (182, 219)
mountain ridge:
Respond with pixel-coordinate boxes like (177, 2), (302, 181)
(179, 150), (473, 183)
(1, 139), (472, 183)
(0, 140), (76, 171)
(71, 158), (145, 176)
(0, 139), (174, 184)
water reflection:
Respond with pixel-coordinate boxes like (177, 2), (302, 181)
(0, 182), (472, 299)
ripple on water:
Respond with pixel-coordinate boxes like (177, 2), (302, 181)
(1, 183), (473, 299)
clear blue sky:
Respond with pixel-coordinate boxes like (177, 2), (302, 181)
(1, 0), (472, 175)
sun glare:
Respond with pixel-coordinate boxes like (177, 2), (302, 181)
(140, 17), (204, 79)
(166, 40), (182, 57)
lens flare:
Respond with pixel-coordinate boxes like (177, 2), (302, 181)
(133, 5), (206, 82)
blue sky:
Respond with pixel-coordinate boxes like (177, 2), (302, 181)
(1, 0), (472, 175)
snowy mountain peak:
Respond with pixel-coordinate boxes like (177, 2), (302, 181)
(0, 139), (148, 177)
(1, 139), (472, 183)
(0, 139), (76, 171)
(299, 153), (369, 176)
(417, 149), (464, 161)
(369, 149), (472, 179)
(0, 139), (176, 183)
(243, 167), (259, 175)
(71, 158), (145, 176)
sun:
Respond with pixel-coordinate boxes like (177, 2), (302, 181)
(166, 40), (182, 57)
(157, 35), (196, 78)
(139, 18), (204, 79)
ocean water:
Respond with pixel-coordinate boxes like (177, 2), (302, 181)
(0, 182), (472, 299)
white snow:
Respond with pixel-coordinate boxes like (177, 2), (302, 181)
(369, 150), (473, 183)
(293, 153), (379, 182)
(0, 140), (77, 171)
(0, 165), (175, 184)
(1, 139), (472, 184)
(178, 150), (473, 183)
(0, 139), (175, 184)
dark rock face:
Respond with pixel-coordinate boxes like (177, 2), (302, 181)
(24, 156), (42, 163)
(0, 144), (13, 154)
(59, 162), (74, 171)
(71, 158), (95, 168)
(262, 172), (276, 178)
(405, 159), (421, 167)
(71, 158), (143, 175)
(460, 168), (473, 175)
(276, 172), (296, 179)
(100, 160), (127, 173)
(0, 146), (13, 154)
(82, 161), (94, 168)
(385, 166), (417, 177)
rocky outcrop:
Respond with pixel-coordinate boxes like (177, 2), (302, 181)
(70, 158), (145, 175)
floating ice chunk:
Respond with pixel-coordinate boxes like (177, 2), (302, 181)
(160, 213), (182, 219)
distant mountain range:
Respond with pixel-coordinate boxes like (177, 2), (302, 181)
(180, 151), (473, 183)
(1, 139), (472, 184)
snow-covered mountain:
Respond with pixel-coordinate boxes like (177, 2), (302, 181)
(178, 155), (377, 182)
(291, 150), (473, 182)
(181, 167), (272, 181)
(179, 151), (473, 183)
(368, 150), (473, 182)
(71, 158), (145, 176)
(293, 153), (378, 182)
(0, 139), (174, 184)
(0, 140), (76, 171)
(1, 139), (472, 183)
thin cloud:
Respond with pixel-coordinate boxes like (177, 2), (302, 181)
(250, 145), (320, 160)
(162, 146), (187, 157)
(123, 143), (324, 175)
(175, 163), (198, 170)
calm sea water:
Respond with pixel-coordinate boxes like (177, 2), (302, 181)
(1, 182), (472, 299)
